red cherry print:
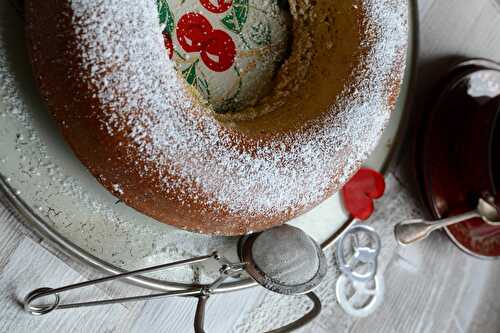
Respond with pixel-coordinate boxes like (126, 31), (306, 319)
(176, 13), (212, 53)
(341, 168), (385, 220)
(200, 0), (233, 13)
(162, 32), (173, 59)
(176, 12), (236, 72)
(200, 30), (235, 72)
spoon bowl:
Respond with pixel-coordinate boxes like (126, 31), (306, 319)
(477, 197), (500, 224)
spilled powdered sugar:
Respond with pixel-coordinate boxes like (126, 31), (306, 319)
(70, 0), (407, 220)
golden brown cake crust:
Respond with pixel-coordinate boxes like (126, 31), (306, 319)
(25, 0), (408, 235)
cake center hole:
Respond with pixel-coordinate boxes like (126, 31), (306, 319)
(157, 0), (292, 113)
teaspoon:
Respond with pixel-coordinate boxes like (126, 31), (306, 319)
(394, 198), (500, 245)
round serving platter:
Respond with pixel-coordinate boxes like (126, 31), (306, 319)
(0, 0), (417, 292)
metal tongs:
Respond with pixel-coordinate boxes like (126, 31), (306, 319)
(24, 225), (326, 333)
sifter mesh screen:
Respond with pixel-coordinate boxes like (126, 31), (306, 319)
(251, 225), (320, 286)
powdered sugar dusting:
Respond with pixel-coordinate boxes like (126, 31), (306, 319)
(69, 0), (407, 223)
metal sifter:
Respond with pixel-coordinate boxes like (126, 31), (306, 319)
(24, 225), (327, 332)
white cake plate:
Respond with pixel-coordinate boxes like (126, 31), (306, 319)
(0, 0), (417, 292)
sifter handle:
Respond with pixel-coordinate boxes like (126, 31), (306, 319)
(194, 294), (209, 333)
(192, 291), (321, 333)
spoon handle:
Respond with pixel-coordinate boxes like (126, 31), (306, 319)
(394, 210), (480, 245)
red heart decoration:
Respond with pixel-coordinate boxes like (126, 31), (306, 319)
(341, 168), (385, 220)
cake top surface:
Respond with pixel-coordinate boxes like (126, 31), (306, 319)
(66, 0), (407, 232)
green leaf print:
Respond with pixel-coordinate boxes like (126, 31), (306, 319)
(221, 0), (249, 34)
(157, 0), (175, 35)
(196, 74), (210, 100)
(182, 60), (198, 85)
(180, 60), (210, 100)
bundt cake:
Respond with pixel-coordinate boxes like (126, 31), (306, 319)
(25, 0), (408, 235)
